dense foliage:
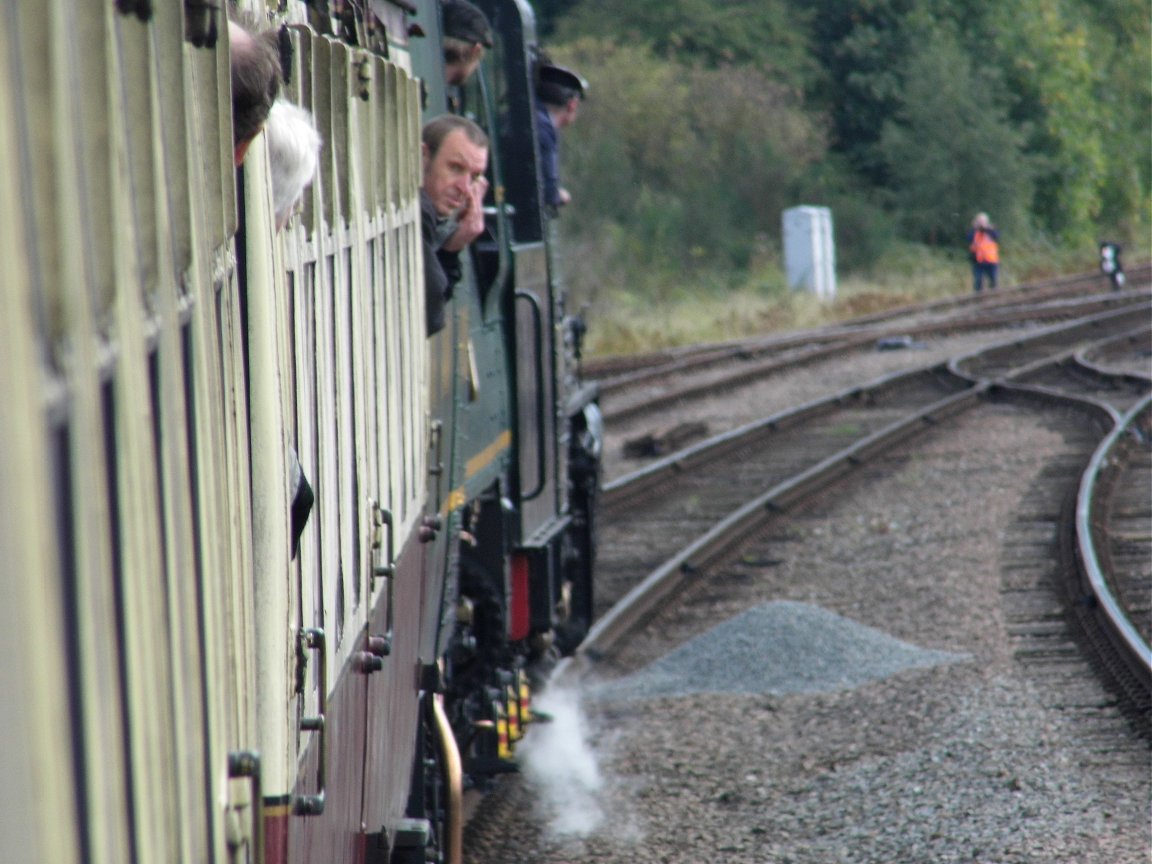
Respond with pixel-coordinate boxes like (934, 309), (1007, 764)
(538, 0), (1150, 293)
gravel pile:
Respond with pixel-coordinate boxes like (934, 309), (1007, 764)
(592, 601), (970, 702)
(464, 379), (1151, 864)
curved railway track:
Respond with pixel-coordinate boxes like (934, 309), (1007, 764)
(1084, 396), (1152, 652)
(565, 304), (1152, 736)
(1081, 327), (1152, 379)
(599, 289), (1150, 429)
(584, 264), (1151, 384)
(1076, 396), (1152, 728)
(596, 364), (978, 620)
(462, 297), (1151, 863)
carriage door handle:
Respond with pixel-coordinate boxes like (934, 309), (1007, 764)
(429, 419), (445, 515)
(227, 751), (264, 862)
(294, 628), (327, 815)
(370, 501), (395, 657)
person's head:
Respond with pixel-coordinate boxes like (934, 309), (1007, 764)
(442, 1), (493, 86)
(973, 212), (990, 229)
(422, 115), (489, 217)
(230, 20), (282, 165)
(266, 99), (323, 230)
(537, 62), (586, 129)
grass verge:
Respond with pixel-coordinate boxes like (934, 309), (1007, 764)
(564, 237), (1146, 358)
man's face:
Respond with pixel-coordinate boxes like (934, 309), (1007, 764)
(446, 44), (484, 86)
(556, 97), (580, 129)
(423, 129), (488, 217)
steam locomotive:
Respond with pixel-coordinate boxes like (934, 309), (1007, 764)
(0, 1), (598, 862)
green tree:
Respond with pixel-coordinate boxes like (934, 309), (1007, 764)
(532, 0), (582, 37)
(988, 0), (1108, 244)
(554, 0), (817, 91)
(1093, 24), (1152, 242)
(1059, 0), (1150, 242)
(877, 29), (1031, 244)
(800, 0), (919, 182)
(541, 0), (1149, 279)
(550, 38), (824, 287)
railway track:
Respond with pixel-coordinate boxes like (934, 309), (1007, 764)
(463, 300), (1151, 864)
(1075, 395), (1152, 732)
(596, 364), (978, 618)
(565, 304), (1152, 735)
(1081, 327), (1152, 379)
(585, 264), (1151, 387)
(599, 289), (1150, 429)
(1085, 396), (1152, 651)
(986, 388), (1151, 753)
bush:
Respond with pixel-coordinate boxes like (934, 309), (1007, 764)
(553, 38), (824, 279)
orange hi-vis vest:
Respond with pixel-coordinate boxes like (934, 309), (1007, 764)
(970, 229), (1000, 264)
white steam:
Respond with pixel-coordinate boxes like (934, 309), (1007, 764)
(517, 684), (605, 837)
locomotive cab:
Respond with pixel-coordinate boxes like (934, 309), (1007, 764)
(411, 0), (601, 798)
(470, 0), (601, 662)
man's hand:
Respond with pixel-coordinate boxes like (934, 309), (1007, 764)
(443, 175), (489, 252)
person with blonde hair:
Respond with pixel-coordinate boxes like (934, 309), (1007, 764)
(967, 212), (1000, 293)
(265, 99), (322, 230)
(263, 98), (323, 555)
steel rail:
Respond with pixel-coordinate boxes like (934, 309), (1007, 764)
(577, 386), (984, 663)
(948, 301), (1152, 383)
(606, 305), (1147, 514)
(602, 292), (1150, 424)
(1076, 393), (1152, 688)
(602, 363), (967, 512)
(584, 264), (1151, 380)
(1074, 326), (1152, 384)
(564, 311), (1152, 677)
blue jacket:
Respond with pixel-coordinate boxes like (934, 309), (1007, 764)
(535, 101), (562, 208)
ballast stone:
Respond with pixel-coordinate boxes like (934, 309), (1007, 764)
(592, 600), (970, 701)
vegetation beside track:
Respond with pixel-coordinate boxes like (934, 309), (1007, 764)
(573, 254), (1147, 357)
(532, 0), (1150, 357)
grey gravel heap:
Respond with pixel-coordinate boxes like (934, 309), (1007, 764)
(592, 600), (970, 701)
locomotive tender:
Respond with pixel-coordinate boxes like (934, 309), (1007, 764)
(0, 1), (599, 862)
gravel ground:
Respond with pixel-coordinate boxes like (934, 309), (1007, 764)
(464, 404), (1151, 864)
(602, 329), (1025, 483)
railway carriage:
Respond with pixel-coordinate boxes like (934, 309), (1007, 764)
(0, 1), (598, 862)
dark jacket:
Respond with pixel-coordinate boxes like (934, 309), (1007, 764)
(421, 189), (462, 335)
(535, 101), (562, 209)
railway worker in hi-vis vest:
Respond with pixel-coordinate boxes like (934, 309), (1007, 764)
(967, 211), (1001, 293)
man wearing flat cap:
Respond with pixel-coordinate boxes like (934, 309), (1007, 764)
(442, 0), (493, 86)
(535, 55), (586, 213)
